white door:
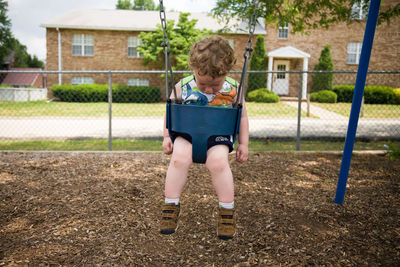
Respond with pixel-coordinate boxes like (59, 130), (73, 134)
(273, 60), (290, 95)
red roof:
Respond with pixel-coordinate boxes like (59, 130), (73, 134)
(2, 68), (42, 86)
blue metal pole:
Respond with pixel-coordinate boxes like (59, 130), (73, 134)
(334, 0), (381, 204)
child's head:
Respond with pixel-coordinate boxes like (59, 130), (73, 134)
(189, 36), (236, 79)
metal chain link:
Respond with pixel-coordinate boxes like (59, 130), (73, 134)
(236, 0), (259, 107)
(159, 0), (178, 102)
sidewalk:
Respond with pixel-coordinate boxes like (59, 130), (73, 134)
(283, 101), (346, 120)
(1, 115), (399, 140)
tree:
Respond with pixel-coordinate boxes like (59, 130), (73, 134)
(138, 12), (211, 71)
(311, 45), (334, 92)
(212, 0), (400, 34)
(247, 35), (266, 95)
(116, 0), (158, 11)
(11, 38), (44, 68)
(116, 0), (132, 9)
(0, 0), (12, 66)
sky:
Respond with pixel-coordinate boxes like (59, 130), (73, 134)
(8, 0), (217, 61)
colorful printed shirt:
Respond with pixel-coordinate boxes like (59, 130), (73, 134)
(180, 75), (238, 107)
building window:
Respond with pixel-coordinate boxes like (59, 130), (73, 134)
(127, 78), (149, 86)
(128, 36), (142, 58)
(278, 23), (289, 39)
(71, 77), (94, 85)
(277, 64), (286, 79)
(72, 34), (94, 56)
(351, 0), (368, 20)
(347, 42), (362, 64)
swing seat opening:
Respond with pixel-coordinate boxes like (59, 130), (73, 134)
(166, 101), (242, 163)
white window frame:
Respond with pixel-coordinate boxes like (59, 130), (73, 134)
(347, 42), (362, 64)
(351, 0), (368, 20)
(278, 23), (289, 39)
(71, 77), (94, 85)
(127, 78), (149, 86)
(72, 34), (94, 56)
(128, 36), (143, 58)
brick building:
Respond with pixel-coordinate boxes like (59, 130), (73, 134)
(41, 3), (400, 98)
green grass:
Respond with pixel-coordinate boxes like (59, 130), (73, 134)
(0, 101), (301, 118)
(313, 103), (400, 118)
(1, 139), (397, 152)
(0, 101), (166, 117)
(1, 100), (399, 118)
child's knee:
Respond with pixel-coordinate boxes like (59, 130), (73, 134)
(206, 147), (229, 173)
(171, 153), (192, 169)
(171, 147), (192, 169)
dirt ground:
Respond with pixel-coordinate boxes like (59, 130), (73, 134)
(0, 151), (399, 266)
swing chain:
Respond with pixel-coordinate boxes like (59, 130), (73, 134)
(159, 0), (179, 103)
(236, 0), (259, 107)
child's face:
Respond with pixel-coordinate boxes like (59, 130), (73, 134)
(194, 70), (226, 94)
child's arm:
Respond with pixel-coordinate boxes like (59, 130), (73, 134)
(236, 102), (249, 163)
(162, 83), (182, 155)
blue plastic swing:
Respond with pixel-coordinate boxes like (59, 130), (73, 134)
(159, 0), (258, 163)
(166, 102), (243, 163)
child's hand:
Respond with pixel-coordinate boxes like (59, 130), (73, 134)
(163, 137), (173, 155)
(236, 144), (248, 163)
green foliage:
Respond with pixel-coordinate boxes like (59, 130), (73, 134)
(116, 0), (157, 10)
(52, 84), (160, 103)
(393, 88), (400, 105)
(331, 85), (397, 104)
(310, 90), (337, 103)
(0, 0), (12, 66)
(311, 45), (334, 92)
(364, 86), (396, 104)
(247, 88), (280, 103)
(10, 38), (44, 68)
(138, 12), (211, 71)
(247, 35), (267, 95)
(386, 141), (400, 159)
(212, 0), (400, 34)
(331, 85), (354, 103)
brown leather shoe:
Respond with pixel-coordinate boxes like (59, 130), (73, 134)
(217, 207), (236, 240)
(160, 203), (180, 235)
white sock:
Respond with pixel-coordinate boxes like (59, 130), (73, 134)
(165, 197), (180, 206)
(219, 201), (234, 209)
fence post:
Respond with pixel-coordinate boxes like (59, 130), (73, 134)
(108, 71), (112, 151)
(296, 73), (303, 151)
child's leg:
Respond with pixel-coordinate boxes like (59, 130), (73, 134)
(164, 137), (193, 199)
(205, 145), (234, 203)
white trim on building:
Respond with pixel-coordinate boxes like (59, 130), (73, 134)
(267, 46), (311, 99)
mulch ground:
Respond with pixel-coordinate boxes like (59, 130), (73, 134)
(0, 151), (399, 266)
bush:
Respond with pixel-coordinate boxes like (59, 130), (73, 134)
(364, 86), (396, 104)
(394, 88), (400, 105)
(52, 84), (160, 103)
(331, 85), (396, 104)
(247, 88), (280, 103)
(331, 85), (354, 102)
(113, 85), (161, 103)
(310, 90), (337, 103)
(247, 35), (267, 95)
(311, 45), (334, 92)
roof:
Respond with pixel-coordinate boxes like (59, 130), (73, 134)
(267, 46), (310, 58)
(40, 9), (266, 35)
(2, 68), (42, 86)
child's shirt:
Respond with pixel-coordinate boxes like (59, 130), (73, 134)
(180, 75), (238, 107)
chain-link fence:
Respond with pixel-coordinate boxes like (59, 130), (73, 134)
(0, 70), (399, 150)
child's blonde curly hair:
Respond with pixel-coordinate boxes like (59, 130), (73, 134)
(189, 36), (236, 78)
